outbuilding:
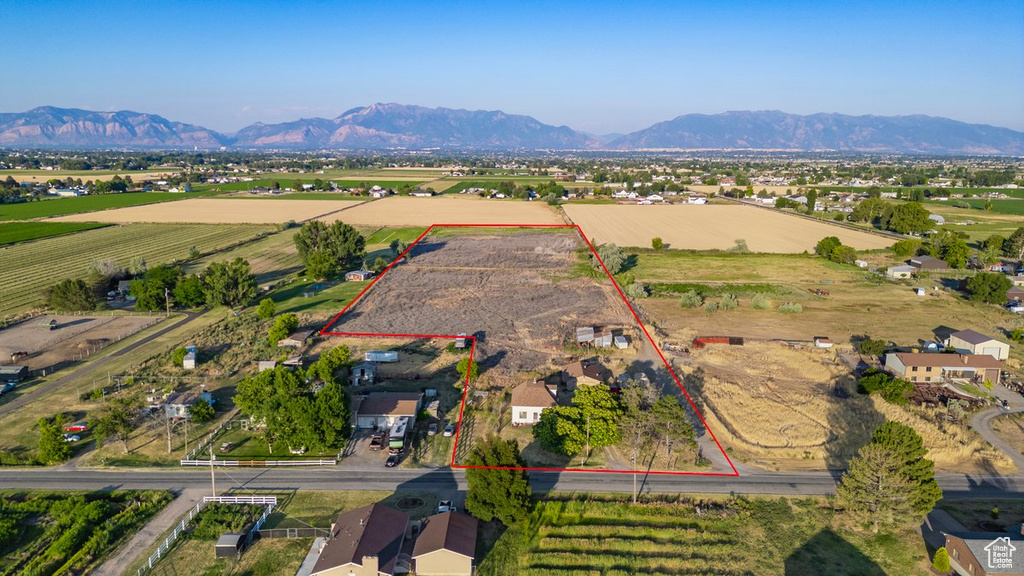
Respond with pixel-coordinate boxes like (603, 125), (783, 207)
(945, 329), (1011, 360)
(0, 365), (28, 383)
(365, 350), (399, 363)
(215, 532), (247, 558)
(278, 330), (314, 348)
(346, 270), (375, 282)
(886, 265), (915, 279)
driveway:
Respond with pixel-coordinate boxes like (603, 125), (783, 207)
(970, 381), (1024, 473)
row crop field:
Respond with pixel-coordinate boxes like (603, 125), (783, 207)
(0, 191), (219, 221)
(1, 223), (273, 317)
(0, 221), (110, 245)
(51, 198), (363, 224)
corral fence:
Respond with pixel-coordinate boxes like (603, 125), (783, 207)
(255, 527), (330, 539)
(136, 496), (277, 576)
(180, 458), (337, 466)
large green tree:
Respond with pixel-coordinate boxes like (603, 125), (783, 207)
(37, 415), (72, 464)
(268, 313), (299, 346)
(870, 421), (942, 514)
(534, 384), (623, 460)
(1003, 227), (1024, 260)
(202, 258), (257, 308)
(464, 436), (532, 525)
(883, 202), (933, 235)
(91, 397), (140, 454)
(966, 272), (1012, 304)
(46, 279), (97, 311)
(294, 221), (366, 279)
(593, 243), (627, 275)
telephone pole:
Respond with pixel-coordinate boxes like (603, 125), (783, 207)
(209, 444), (216, 497)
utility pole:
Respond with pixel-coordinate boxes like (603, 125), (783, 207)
(209, 444), (216, 498)
(632, 454), (637, 504)
(164, 287), (171, 317)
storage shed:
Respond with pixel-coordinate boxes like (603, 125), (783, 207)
(0, 366), (28, 383)
(365, 350), (398, 363)
(215, 532), (247, 558)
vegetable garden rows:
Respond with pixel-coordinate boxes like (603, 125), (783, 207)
(1, 224), (272, 317)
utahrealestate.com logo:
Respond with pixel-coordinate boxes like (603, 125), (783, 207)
(985, 537), (1016, 570)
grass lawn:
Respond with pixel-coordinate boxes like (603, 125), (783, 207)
(478, 495), (929, 575)
(270, 278), (369, 316)
(939, 498), (1024, 532)
(0, 191), (219, 221)
(0, 221), (110, 245)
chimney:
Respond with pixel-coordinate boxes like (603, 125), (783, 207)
(362, 555), (379, 574)
(961, 355), (969, 365)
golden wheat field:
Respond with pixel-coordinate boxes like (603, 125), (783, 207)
(318, 196), (562, 226)
(682, 342), (1014, 473)
(52, 198), (363, 224)
(563, 204), (894, 252)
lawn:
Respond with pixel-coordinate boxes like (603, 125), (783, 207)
(478, 495), (929, 576)
(945, 198), (1024, 215)
(0, 191), (219, 221)
(939, 498), (1024, 532)
(0, 221), (110, 245)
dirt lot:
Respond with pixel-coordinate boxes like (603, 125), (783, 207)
(0, 314), (161, 372)
(319, 196), (562, 226)
(324, 231), (634, 383)
(562, 204), (894, 252)
(51, 198), (364, 224)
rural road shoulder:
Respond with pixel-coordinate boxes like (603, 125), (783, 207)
(0, 310), (206, 418)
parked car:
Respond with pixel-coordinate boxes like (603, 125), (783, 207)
(0, 382), (15, 395)
(443, 424), (455, 437)
(385, 452), (403, 467)
(438, 500), (457, 513)
(288, 446), (306, 455)
(63, 423), (87, 433)
(62, 434), (80, 443)
(219, 442), (233, 453)
(428, 422), (438, 436)
(369, 433), (385, 450)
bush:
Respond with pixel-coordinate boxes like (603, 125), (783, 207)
(268, 313), (299, 346)
(891, 238), (922, 257)
(257, 298), (276, 319)
(777, 302), (802, 313)
(750, 293), (770, 310)
(1012, 328), (1024, 343)
(857, 370), (912, 404)
(624, 282), (648, 299)
(171, 347), (187, 366)
(932, 547), (951, 572)
(704, 301), (719, 313)
(720, 293), (739, 310)
(730, 239), (750, 254)
(856, 338), (888, 356)
(679, 290), (704, 308)
(651, 237), (663, 250)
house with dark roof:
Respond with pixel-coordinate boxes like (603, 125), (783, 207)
(278, 330), (315, 348)
(944, 529), (1024, 576)
(562, 359), (610, 391)
(884, 352), (1003, 386)
(945, 329), (1011, 360)
(909, 255), (948, 271)
(412, 511), (478, 576)
(355, 392), (423, 429)
(310, 504), (410, 576)
(510, 380), (556, 426)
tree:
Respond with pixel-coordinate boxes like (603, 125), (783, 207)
(189, 399), (215, 423)
(805, 189), (817, 213)
(533, 384), (623, 460)
(850, 198), (889, 224)
(294, 221), (366, 279)
(856, 338), (887, 356)
(371, 257), (389, 273)
(890, 238), (921, 257)
(651, 237), (664, 250)
(173, 275), (206, 308)
(130, 264), (181, 311)
(306, 345), (352, 385)
(202, 258), (257, 308)
(128, 255), (148, 276)
(870, 421), (942, 515)
(1003, 227), (1024, 259)
(91, 397), (139, 454)
(593, 243), (627, 275)
(624, 282), (648, 299)
(884, 202), (933, 235)
(257, 298), (276, 319)
(37, 415), (72, 464)
(966, 272), (1012, 304)
(836, 443), (915, 532)
(46, 279), (97, 311)
(464, 436), (532, 525)
(815, 236), (842, 259)
(932, 547), (951, 572)
(268, 313), (299, 346)
(456, 358), (479, 384)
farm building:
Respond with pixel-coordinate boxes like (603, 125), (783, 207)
(928, 214), (946, 225)
(562, 360), (611, 391)
(355, 392), (423, 429)
(944, 329), (1010, 360)
(884, 352), (1003, 386)
(412, 511), (479, 576)
(257, 360), (276, 372)
(576, 326), (614, 348)
(350, 361), (377, 386)
(614, 335), (628, 349)
(854, 259), (868, 268)
(813, 337), (833, 349)
(0, 365), (28, 383)
(164, 390), (213, 419)
(183, 345), (197, 370)
(454, 333), (468, 349)
(346, 270), (375, 282)
(886, 265), (915, 279)
(510, 380), (556, 426)
(278, 330), (314, 348)
(282, 355), (303, 369)
(909, 255), (948, 271)
(943, 530), (1024, 576)
(365, 350), (399, 363)
(310, 504), (410, 576)
(215, 533), (247, 558)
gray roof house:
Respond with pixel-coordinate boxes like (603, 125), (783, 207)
(310, 504), (410, 576)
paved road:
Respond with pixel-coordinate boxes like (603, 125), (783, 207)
(969, 382), (1024, 472)
(0, 467), (1021, 499)
(0, 311), (206, 418)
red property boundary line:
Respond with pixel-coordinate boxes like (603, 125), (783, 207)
(320, 223), (739, 477)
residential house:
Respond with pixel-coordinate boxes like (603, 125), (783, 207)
(562, 360), (611, 391)
(886, 265), (915, 279)
(346, 270), (376, 282)
(510, 380), (556, 426)
(310, 504), (410, 576)
(355, 392), (423, 429)
(412, 511), (479, 576)
(943, 529), (1023, 576)
(409, 190), (435, 197)
(884, 352), (1003, 386)
(350, 361), (377, 386)
(1009, 286), (1024, 302)
(909, 255), (948, 271)
(163, 390), (213, 419)
(1009, 275), (1024, 287)
(278, 330), (314, 348)
(687, 194), (707, 205)
(945, 329), (1011, 360)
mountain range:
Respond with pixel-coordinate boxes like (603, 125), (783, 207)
(1, 104), (1022, 154)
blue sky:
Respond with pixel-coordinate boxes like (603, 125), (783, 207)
(2, 0), (1022, 134)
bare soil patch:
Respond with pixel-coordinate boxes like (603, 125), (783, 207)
(319, 196), (561, 227)
(0, 314), (160, 372)
(51, 198), (362, 224)
(563, 204), (893, 252)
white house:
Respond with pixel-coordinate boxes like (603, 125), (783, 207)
(886, 265), (915, 279)
(355, 392), (422, 429)
(944, 329), (1011, 360)
(687, 195), (707, 205)
(510, 381), (556, 426)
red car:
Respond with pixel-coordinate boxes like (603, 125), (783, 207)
(63, 423), (87, 433)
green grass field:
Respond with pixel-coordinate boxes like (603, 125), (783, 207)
(479, 496), (928, 575)
(0, 221), (110, 245)
(0, 191), (219, 221)
(1, 224), (273, 317)
(954, 198), (1024, 215)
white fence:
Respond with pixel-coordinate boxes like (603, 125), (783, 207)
(137, 499), (206, 576)
(181, 458), (336, 466)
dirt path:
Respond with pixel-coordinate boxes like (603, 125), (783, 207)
(92, 488), (204, 576)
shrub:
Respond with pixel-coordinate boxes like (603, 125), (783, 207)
(704, 301), (719, 313)
(624, 282), (648, 299)
(932, 547), (951, 572)
(991, 506), (1000, 519)
(750, 293), (770, 310)
(651, 237), (663, 250)
(256, 297), (276, 319)
(1012, 328), (1024, 343)
(720, 293), (739, 310)
(730, 239), (750, 253)
(856, 338), (887, 356)
(778, 302), (802, 313)
(171, 347), (187, 366)
(891, 238), (922, 257)
(679, 290), (704, 308)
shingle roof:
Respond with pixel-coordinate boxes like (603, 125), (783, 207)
(412, 511), (478, 560)
(311, 504), (409, 575)
(511, 381), (555, 409)
(356, 392), (423, 417)
(949, 329), (1001, 346)
(945, 532), (1024, 573)
(893, 352), (1003, 369)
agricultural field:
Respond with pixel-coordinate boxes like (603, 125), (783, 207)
(0, 223), (272, 318)
(562, 204), (895, 252)
(4, 169), (180, 183)
(0, 490), (172, 575)
(319, 196), (562, 226)
(478, 495), (929, 576)
(0, 221), (109, 245)
(946, 197), (1024, 215)
(925, 202), (1024, 241)
(51, 198), (363, 224)
(0, 191), (219, 221)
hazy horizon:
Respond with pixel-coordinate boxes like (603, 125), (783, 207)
(2, 0), (1022, 134)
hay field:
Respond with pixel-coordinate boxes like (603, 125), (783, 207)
(318, 196), (562, 226)
(8, 170), (179, 183)
(51, 198), (363, 224)
(683, 342), (1014, 473)
(563, 204), (894, 252)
